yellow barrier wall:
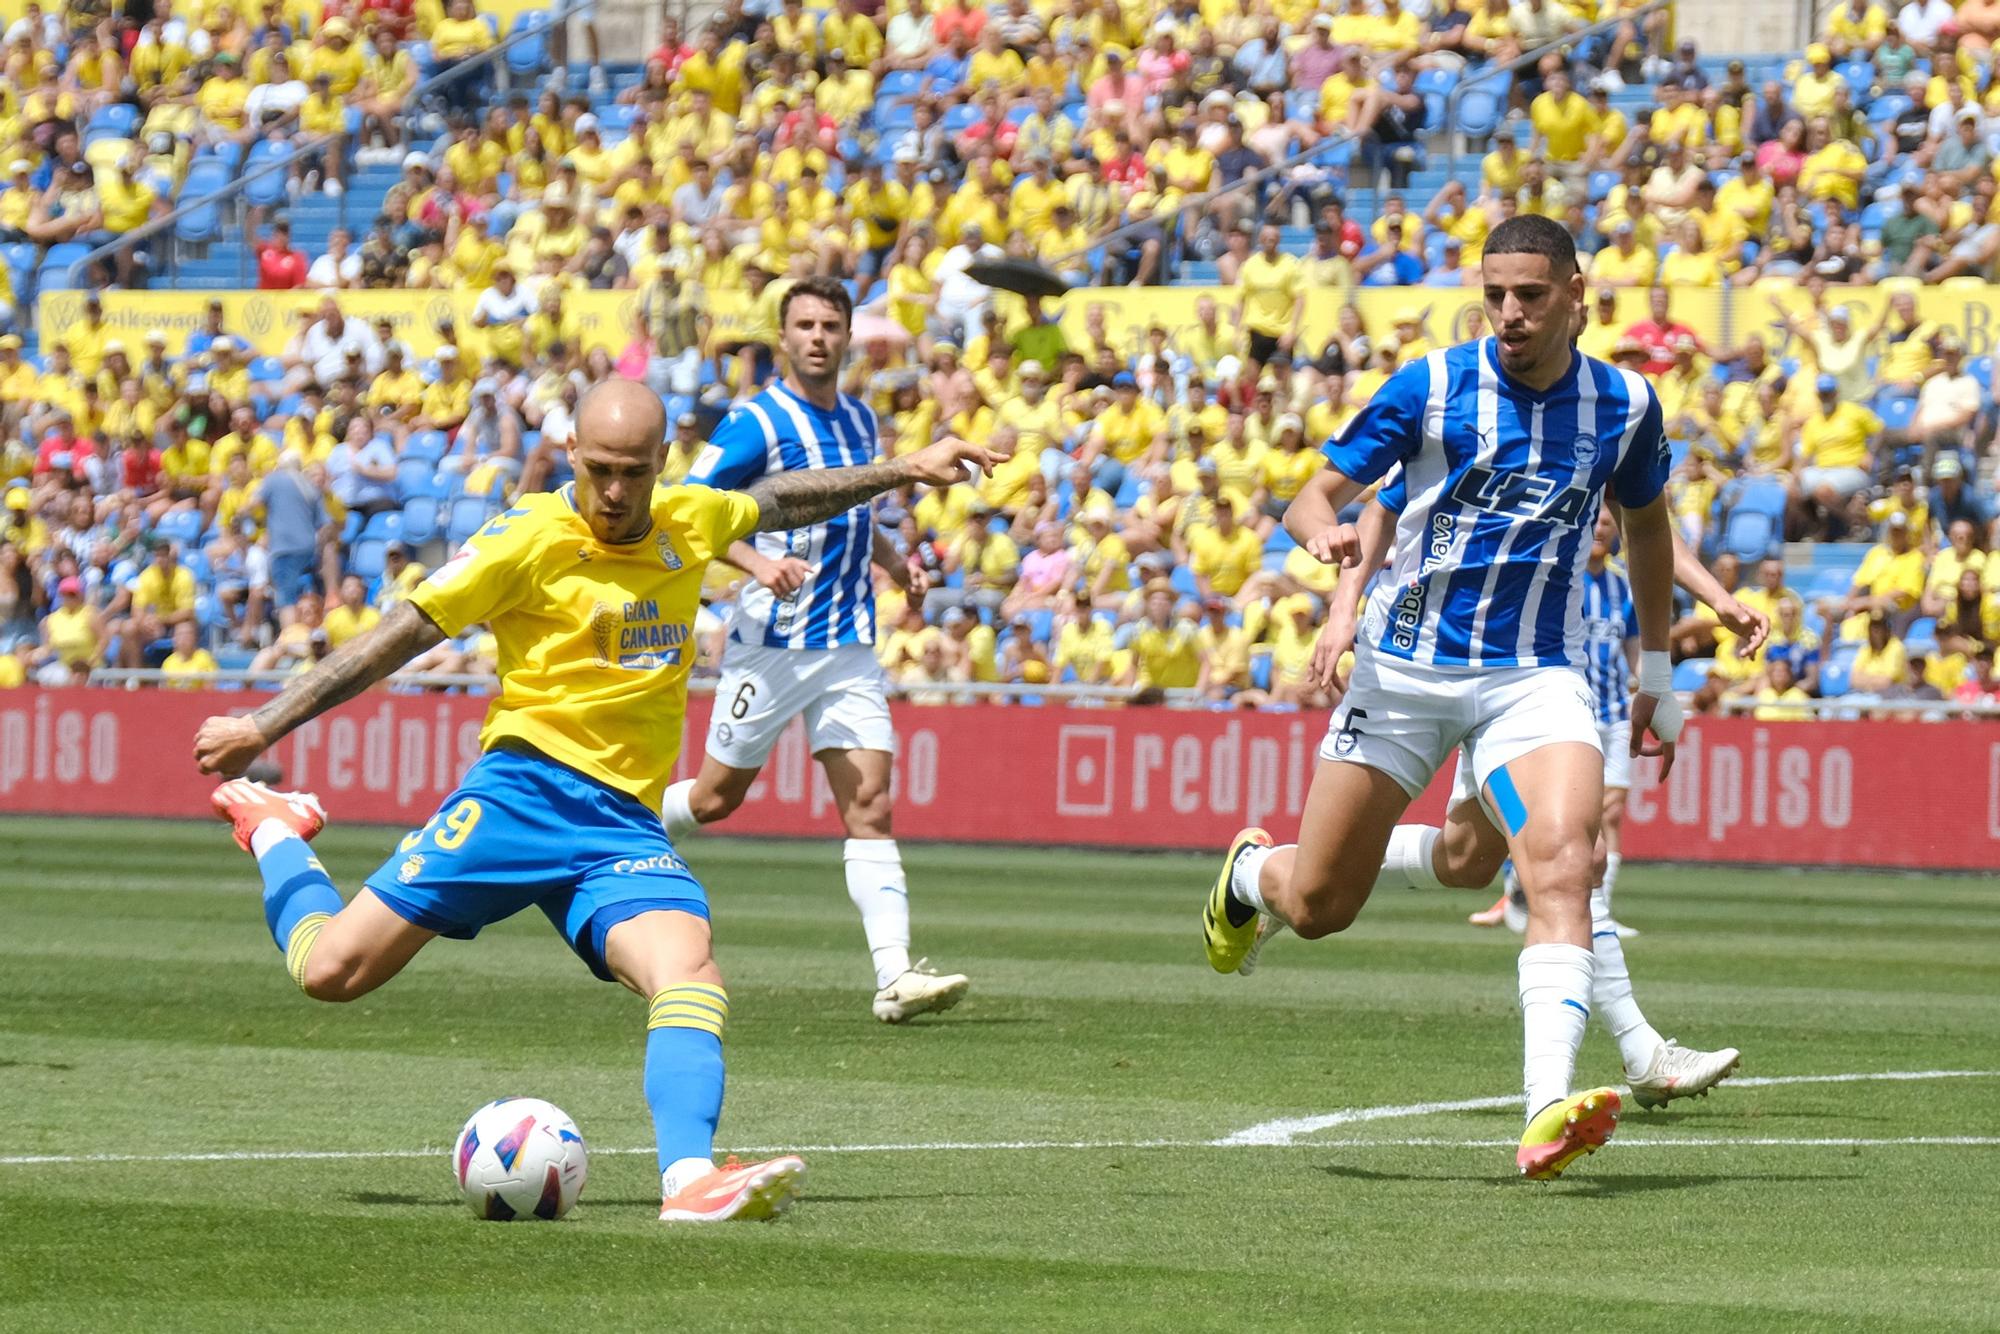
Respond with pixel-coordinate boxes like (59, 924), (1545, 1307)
(39, 282), (2000, 370)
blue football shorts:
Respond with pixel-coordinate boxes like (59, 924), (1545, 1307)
(364, 742), (707, 982)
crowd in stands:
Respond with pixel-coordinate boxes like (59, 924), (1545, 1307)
(2, 0), (2000, 715)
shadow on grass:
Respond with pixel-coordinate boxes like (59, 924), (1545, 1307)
(1313, 1164), (1862, 1194)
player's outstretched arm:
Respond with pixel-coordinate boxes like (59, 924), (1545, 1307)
(742, 436), (1003, 533)
(194, 602), (449, 777)
(1620, 494), (1683, 776)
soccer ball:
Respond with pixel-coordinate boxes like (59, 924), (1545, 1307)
(452, 1097), (588, 1221)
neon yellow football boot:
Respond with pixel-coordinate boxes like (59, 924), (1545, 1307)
(1517, 1086), (1621, 1180)
(1203, 827), (1273, 973)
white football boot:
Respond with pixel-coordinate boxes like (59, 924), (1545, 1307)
(1625, 1039), (1743, 1110)
(872, 959), (969, 1023)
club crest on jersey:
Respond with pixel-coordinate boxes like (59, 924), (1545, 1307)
(398, 853), (425, 884)
(1572, 433), (1599, 470)
(656, 532), (683, 571)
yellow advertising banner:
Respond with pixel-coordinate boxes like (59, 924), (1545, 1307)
(41, 281), (2000, 373)
(37, 288), (643, 363)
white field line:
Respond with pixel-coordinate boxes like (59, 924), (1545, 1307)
(3, 1071), (1994, 1168)
(1215, 1069), (2000, 1146)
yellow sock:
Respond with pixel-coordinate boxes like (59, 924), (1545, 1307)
(284, 912), (333, 993)
(647, 983), (729, 1039)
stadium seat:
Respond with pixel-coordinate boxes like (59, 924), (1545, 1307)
(400, 494), (442, 545)
(403, 431), (449, 464)
(505, 10), (548, 75)
(360, 511), (404, 545)
(350, 537), (388, 580)
(242, 142), (294, 208)
(878, 70), (922, 100)
(1875, 395), (1918, 433)
(446, 496), (495, 547)
(1452, 86), (1504, 141)
(1169, 565), (1197, 598)
(1904, 617), (1938, 656)
(1720, 507), (1777, 563)
(87, 103), (140, 138)
(248, 356), (285, 382)
(1672, 658), (1714, 692)
(155, 509), (204, 549)
(396, 458), (442, 501)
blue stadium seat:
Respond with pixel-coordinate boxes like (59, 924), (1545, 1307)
(400, 493), (441, 545)
(1720, 507), (1776, 563)
(1587, 170), (1618, 203)
(505, 10), (548, 75)
(396, 458), (441, 501)
(1904, 617), (1938, 656)
(1453, 86), (1504, 140)
(1169, 565), (1198, 598)
(1672, 658), (1714, 692)
(154, 509), (203, 549)
(1969, 355), (1993, 395)
(1875, 395), (1918, 432)
(941, 104), (980, 133)
(88, 104), (140, 138)
(242, 141), (295, 208)
(248, 355), (285, 382)
(403, 430), (449, 464)
(878, 70), (922, 100)
(350, 537), (388, 580)
(1730, 476), (1786, 520)
(359, 510), (404, 544)
(446, 495), (494, 546)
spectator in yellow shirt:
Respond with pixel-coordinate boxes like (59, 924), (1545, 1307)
(160, 621), (218, 690)
(1235, 223), (1305, 368)
(1126, 581), (1200, 689)
(1819, 511), (1927, 639)
(1794, 374), (1881, 510)
(1196, 597), (1253, 700)
(1530, 67), (1598, 177)
(122, 540), (198, 668)
(1187, 499), (1262, 602)
(1589, 219), (1656, 286)
(1848, 614), (1909, 693)
(323, 574), (381, 648)
(428, 0), (495, 112)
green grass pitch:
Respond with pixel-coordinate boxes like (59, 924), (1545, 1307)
(2, 816), (1997, 1331)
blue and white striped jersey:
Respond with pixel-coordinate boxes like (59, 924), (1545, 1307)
(1580, 561), (1636, 724)
(686, 381), (883, 650)
(1329, 338), (1667, 670)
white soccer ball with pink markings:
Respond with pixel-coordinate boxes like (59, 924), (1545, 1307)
(452, 1097), (588, 1221)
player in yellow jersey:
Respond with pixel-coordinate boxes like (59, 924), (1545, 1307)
(195, 379), (997, 1223)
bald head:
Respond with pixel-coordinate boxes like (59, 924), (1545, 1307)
(570, 379), (670, 543)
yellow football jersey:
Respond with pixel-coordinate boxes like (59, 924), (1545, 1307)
(411, 482), (761, 811)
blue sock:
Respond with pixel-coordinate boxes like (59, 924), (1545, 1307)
(256, 833), (344, 952)
(645, 984), (728, 1174)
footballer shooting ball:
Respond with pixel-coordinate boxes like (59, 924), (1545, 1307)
(452, 1097), (589, 1221)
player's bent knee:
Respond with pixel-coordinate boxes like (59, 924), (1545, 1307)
(298, 951), (374, 1003)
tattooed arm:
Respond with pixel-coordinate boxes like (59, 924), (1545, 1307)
(193, 601), (448, 776)
(742, 436), (1001, 533)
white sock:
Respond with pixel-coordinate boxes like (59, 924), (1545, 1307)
(844, 838), (913, 989)
(1376, 825), (1443, 891)
(661, 780), (699, 840)
(1517, 942), (1595, 1120)
(661, 1155), (715, 1197)
(250, 818), (298, 859)
(1229, 843), (1278, 913)
(1590, 889), (1664, 1074)
(1600, 853), (1622, 916)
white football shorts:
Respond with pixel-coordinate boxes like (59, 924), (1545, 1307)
(1599, 718), (1633, 791)
(705, 641), (897, 769)
(1321, 643), (1602, 820)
